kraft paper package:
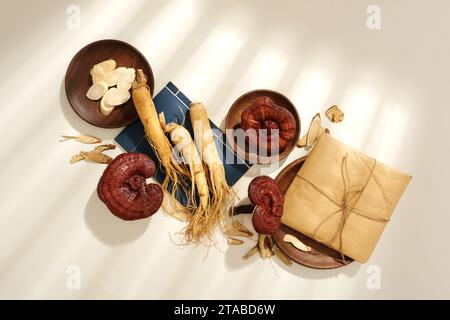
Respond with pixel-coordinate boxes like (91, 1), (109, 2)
(281, 134), (412, 262)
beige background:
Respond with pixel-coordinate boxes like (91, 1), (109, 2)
(0, 0), (448, 299)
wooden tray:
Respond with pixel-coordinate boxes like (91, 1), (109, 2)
(273, 156), (353, 269)
(225, 89), (300, 164)
(65, 39), (154, 129)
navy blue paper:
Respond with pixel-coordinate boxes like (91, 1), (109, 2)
(115, 82), (252, 205)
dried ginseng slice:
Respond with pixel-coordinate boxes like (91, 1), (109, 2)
(283, 234), (311, 252)
(107, 88), (131, 106)
(105, 67), (127, 87)
(86, 81), (108, 100)
(325, 105), (344, 123)
(100, 88), (116, 115)
(94, 59), (116, 74)
(80, 151), (112, 164)
(306, 113), (323, 147)
(70, 154), (85, 164)
(117, 68), (136, 91)
(93, 144), (116, 153)
(297, 113), (324, 148)
(227, 219), (253, 238)
(297, 135), (307, 148)
(61, 134), (102, 144)
(91, 64), (106, 83)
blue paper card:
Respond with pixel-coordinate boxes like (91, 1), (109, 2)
(115, 82), (252, 205)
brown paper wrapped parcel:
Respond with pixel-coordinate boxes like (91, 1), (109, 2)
(281, 134), (411, 262)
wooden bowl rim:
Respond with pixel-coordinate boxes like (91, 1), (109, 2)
(225, 89), (301, 164)
(64, 38), (154, 129)
(273, 156), (354, 269)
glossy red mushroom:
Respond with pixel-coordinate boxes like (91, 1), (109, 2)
(97, 153), (163, 220)
(241, 96), (296, 151)
(248, 175), (284, 235)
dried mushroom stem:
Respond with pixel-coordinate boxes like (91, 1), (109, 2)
(228, 237), (244, 245)
(242, 245), (259, 260)
(273, 246), (292, 267)
(258, 234), (274, 259)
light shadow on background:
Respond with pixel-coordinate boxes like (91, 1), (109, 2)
(0, 164), (102, 279)
(84, 191), (150, 246)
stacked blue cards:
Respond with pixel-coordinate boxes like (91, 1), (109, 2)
(115, 82), (252, 205)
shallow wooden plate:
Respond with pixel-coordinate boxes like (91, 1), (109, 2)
(273, 156), (353, 269)
(65, 39), (154, 128)
(225, 90), (300, 164)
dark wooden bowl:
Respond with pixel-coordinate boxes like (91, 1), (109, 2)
(273, 156), (353, 269)
(65, 39), (154, 129)
(225, 90), (300, 164)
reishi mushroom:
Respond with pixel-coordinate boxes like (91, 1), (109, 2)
(248, 175), (284, 235)
(241, 96), (296, 152)
(97, 153), (163, 220)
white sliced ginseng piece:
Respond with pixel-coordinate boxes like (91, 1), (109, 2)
(106, 88), (131, 106)
(86, 80), (108, 100)
(91, 65), (106, 83)
(117, 68), (136, 91)
(100, 89), (116, 115)
(105, 67), (127, 87)
(283, 234), (311, 252)
(94, 59), (116, 74)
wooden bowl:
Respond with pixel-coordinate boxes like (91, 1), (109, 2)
(225, 90), (300, 164)
(273, 156), (353, 269)
(65, 39), (154, 129)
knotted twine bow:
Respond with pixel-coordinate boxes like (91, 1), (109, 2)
(297, 154), (390, 263)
